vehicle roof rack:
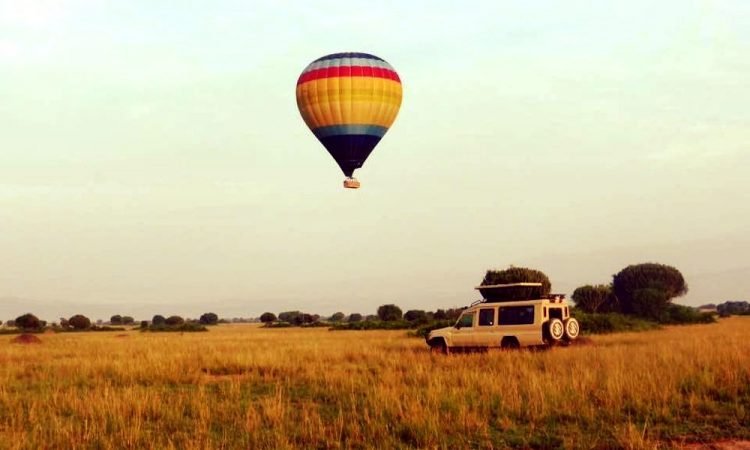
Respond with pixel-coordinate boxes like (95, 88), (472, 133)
(474, 282), (543, 290)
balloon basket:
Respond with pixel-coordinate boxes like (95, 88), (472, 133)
(343, 178), (361, 189)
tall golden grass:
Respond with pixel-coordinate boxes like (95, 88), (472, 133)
(0, 318), (748, 449)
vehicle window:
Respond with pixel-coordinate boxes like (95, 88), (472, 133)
(498, 306), (535, 325)
(478, 308), (495, 326)
(457, 313), (474, 328)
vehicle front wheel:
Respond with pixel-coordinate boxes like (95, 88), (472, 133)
(564, 318), (580, 341)
(429, 339), (449, 355)
(545, 318), (565, 344)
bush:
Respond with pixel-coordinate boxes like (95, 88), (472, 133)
(659, 304), (716, 324)
(278, 311), (301, 324)
(165, 316), (184, 326)
(613, 263), (687, 319)
(479, 266), (551, 301)
(377, 304), (403, 322)
(330, 320), (413, 331)
(199, 313), (219, 325)
(717, 301), (750, 317)
(140, 320), (149, 329)
(264, 322), (292, 328)
(68, 314), (91, 330)
(259, 312), (277, 323)
(412, 320), (455, 338)
(152, 315), (166, 326)
(15, 313), (41, 330)
(348, 313), (363, 323)
(329, 312), (345, 322)
(110, 315), (123, 325)
(122, 316), (135, 325)
(143, 323), (208, 332)
(571, 311), (661, 334)
(572, 284), (619, 313)
(404, 310), (428, 323)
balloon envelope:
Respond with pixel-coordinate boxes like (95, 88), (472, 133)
(296, 52), (403, 179)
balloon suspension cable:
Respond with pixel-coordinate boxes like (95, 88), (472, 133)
(343, 177), (361, 189)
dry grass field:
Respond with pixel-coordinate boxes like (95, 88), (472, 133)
(1, 318), (748, 449)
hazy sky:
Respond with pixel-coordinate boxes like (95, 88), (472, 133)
(1, 0), (748, 320)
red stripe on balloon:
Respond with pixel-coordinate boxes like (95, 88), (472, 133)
(297, 66), (401, 85)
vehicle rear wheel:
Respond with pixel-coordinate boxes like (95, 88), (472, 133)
(500, 337), (520, 350)
(545, 318), (565, 344)
(564, 318), (580, 341)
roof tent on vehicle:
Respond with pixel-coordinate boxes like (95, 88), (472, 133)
(475, 282), (545, 302)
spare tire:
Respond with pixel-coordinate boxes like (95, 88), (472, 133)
(564, 318), (580, 341)
(545, 318), (565, 343)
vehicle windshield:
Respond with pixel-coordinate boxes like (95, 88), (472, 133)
(456, 313), (474, 328)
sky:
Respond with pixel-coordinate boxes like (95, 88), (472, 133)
(1, 0), (749, 321)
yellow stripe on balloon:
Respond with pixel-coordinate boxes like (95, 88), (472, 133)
(296, 77), (402, 129)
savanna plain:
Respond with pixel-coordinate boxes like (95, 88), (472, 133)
(1, 318), (748, 449)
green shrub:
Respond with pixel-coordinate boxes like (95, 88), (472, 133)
(404, 310), (428, 323)
(14, 313), (42, 331)
(571, 310), (660, 334)
(571, 284), (619, 313)
(330, 320), (413, 331)
(377, 304), (403, 321)
(199, 313), (219, 325)
(142, 323), (207, 332)
(152, 315), (166, 326)
(165, 316), (184, 326)
(259, 312), (277, 323)
(68, 314), (91, 330)
(411, 320), (455, 338)
(658, 304), (716, 324)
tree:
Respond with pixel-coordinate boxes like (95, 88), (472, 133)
(15, 313), (41, 330)
(110, 315), (123, 325)
(278, 311), (302, 324)
(199, 313), (219, 325)
(0, 320), (3, 326)
(348, 313), (363, 323)
(152, 315), (166, 326)
(717, 301), (750, 317)
(6, 320), (15, 327)
(404, 310), (428, 323)
(165, 316), (184, 326)
(377, 304), (403, 322)
(479, 266), (551, 301)
(68, 314), (91, 330)
(613, 263), (688, 319)
(572, 284), (619, 313)
(259, 312), (277, 323)
(140, 320), (149, 329)
(122, 316), (135, 325)
(330, 312), (345, 322)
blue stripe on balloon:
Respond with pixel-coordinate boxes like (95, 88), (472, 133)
(314, 52), (384, 62)
(313, 125), (388, 138)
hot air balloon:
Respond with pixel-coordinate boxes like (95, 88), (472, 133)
(296, 52), (402, 189)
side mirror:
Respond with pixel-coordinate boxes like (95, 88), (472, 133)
(455, 323), (461, 329)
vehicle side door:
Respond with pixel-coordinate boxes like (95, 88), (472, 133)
(498, 305), (541, 346)
(474, 307), (498, 347)
(451, 311), (476, 348)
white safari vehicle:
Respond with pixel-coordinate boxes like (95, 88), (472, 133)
(426, 283), (580, 353)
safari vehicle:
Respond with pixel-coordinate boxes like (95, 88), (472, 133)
(426, 283), (580, 353)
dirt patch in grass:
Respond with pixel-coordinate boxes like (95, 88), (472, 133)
(11, 334), (42, 344)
